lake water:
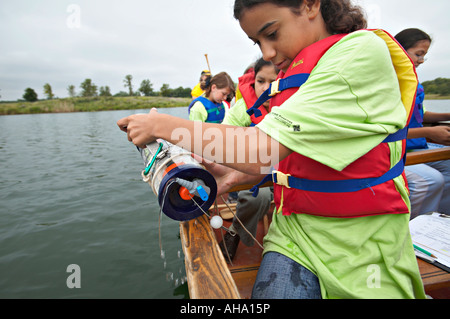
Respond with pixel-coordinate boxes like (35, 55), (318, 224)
(0, 107), (190, 299)
(425, 99), (449, 114)
(0, 100), (448, 299)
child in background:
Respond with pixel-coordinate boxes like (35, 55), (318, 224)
(188, 72), (235, 123)
(191, 70), (212, 99)
(224, 57), (279, 127)
(395, 28), (450, 217)
(118, 0), (426, 299)
(219, 58), (279, 261)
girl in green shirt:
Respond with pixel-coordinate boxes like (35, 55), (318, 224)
(118, 0), (426, 299)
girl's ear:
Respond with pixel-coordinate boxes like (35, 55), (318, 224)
(304, 0), (321, 19)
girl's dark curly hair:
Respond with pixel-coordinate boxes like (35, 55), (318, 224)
(234, 0), (367, 34)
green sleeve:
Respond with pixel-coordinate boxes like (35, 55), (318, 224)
(189, 101), (208, 122)
(222, 98), (252, 127)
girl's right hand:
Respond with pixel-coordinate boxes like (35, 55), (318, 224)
(117, 108), (159, 148)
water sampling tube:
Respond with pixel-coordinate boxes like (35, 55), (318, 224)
(139, 140), (217, 222)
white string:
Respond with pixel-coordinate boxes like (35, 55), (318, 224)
(158, 179), (264, 267)
(219, 195), (264, 250)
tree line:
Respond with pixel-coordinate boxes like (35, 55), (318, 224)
(422, 78), (450, 96)
(20, 74), (192, 102)
(15, 76), (450, 103)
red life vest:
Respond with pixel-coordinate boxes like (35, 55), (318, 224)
(237, 70), (269, 125)
(250, 30), (418, 218)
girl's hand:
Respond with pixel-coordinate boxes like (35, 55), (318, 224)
(117, 108), (159, 148)
(192, 154), (239, 195)
(192, 154), (263, 195)
(428, 126), (450, 146)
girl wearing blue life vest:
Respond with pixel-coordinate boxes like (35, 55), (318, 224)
(118, 0), (426, 299)
(188, 72), (235, 123)
(395, 28), (450, 217)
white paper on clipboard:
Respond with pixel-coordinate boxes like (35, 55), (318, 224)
(409, 213), (450, 269)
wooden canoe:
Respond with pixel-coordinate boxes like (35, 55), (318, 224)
(180, 147), (450, 299)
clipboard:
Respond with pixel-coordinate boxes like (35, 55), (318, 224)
(409, 213), (450, 273)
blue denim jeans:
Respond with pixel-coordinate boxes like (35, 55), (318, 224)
(252, 252), (322, 299)
(407, 143), (450, 215)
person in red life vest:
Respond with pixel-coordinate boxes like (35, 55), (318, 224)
(219, 58), (279, 261)
(188, 72), (235, 124)
(229, 57), (280, 127)
(117, 0), (426, 299)
(395, 28), (450, 218)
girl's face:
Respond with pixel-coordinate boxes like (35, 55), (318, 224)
(200, 75), (209, 87)
(407, 40), (431, 69)
(254, 65), (279, 108)
(239, 1), (330, 72)
(210, 85), (231, 104)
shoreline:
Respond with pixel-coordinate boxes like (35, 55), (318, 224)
(0, 96), (191, 116)
(0, 95), (448, 116)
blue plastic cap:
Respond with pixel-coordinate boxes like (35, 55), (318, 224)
(196, 186), (209, 201)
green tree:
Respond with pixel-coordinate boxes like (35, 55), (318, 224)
(67, 85), (76, 97)
(43, 83), (54, 99)
(123, 75), (133, 96)
(422, 78), (450, 96)
(160, 83), (171, 97)
(80, 79), (98, 97)
(114, 91), (129, 97)
(99, 86), (112, 97)
(172, 86), (192, 98)
(23, 88), (38, 102)
(139, 79), (154, 96)
(159, 84), (191, 98)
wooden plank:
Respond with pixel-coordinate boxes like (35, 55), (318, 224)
(228, 182), (273, 193)
(229, 265), (260, 300)
(418, 259), (450, 299)
(405, 147), (450, 166)
(180, 214), (241, 299)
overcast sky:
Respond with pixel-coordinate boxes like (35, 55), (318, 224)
(0, 0), (449, 101)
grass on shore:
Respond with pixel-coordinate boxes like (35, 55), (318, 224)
(0, 96), (192, 115)
(424, 94), (450, 100)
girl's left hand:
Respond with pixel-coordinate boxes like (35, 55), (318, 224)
(117, 108), (158, 148)
(192, 154), (265, 195)
(192, 154), (239, 195)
